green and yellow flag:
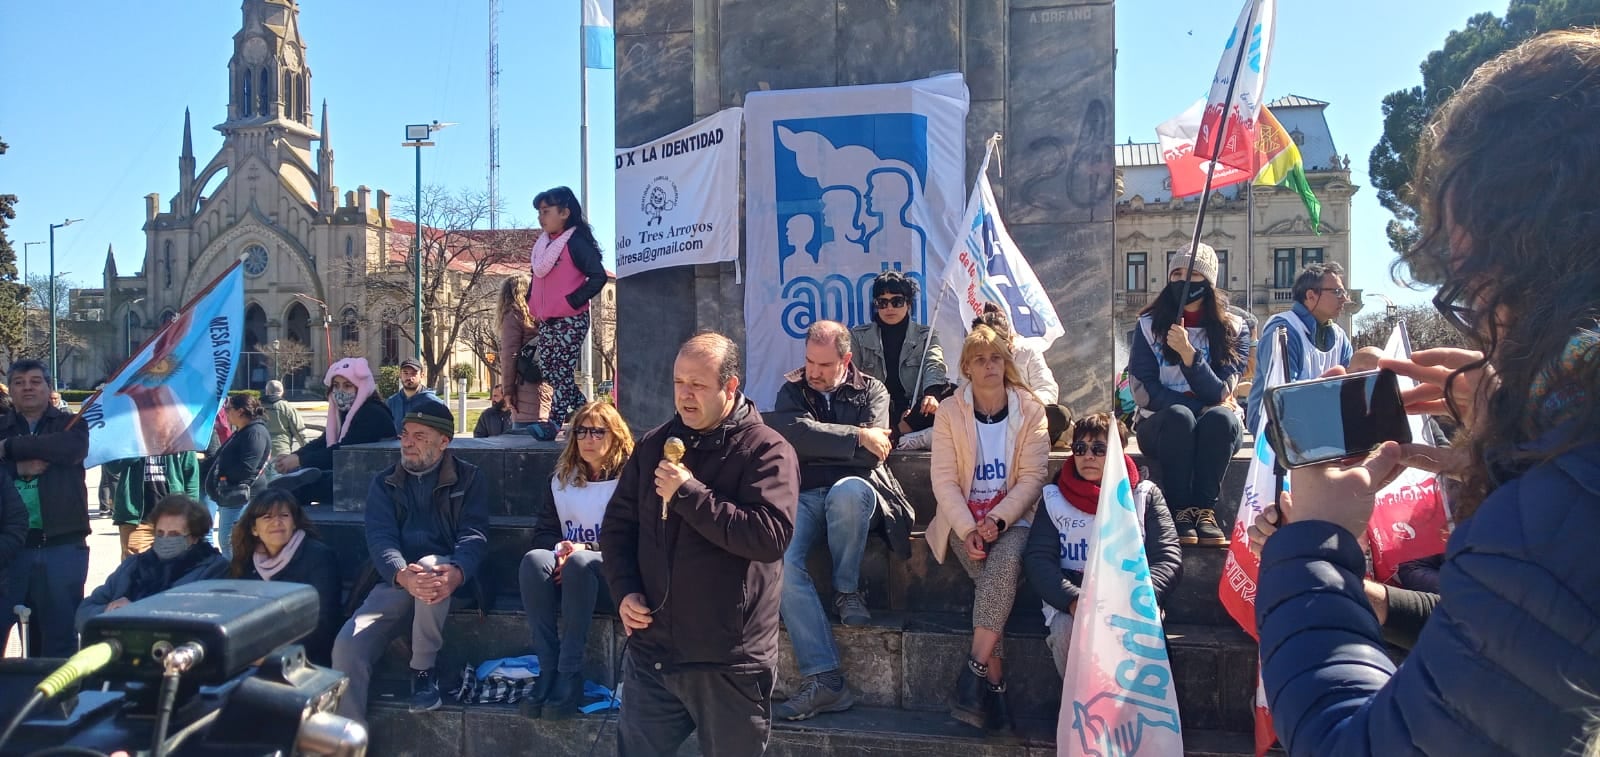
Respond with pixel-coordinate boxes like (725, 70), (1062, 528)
(1253, 106), (1320, 233)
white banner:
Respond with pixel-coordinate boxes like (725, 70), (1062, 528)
(1058, 429), (1185, 756)
(614, 108), (743, 278)
(934, 144), (1065, 354)
(743, 74), (970, 409)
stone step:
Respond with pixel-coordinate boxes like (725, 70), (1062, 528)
(366, 608), (1257, 735)
(365, 698), (1261, 756)
(311, 511), (1240, 630)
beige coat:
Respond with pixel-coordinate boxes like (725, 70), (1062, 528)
(927, 385), (1050, 564)
(499, 312), (553, 424)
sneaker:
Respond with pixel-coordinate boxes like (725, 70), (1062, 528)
(775, 675), (856, 721)
(1174, 508), (1199, 545)
(834, 591), (871, 625)
(896, 428), (933, 451)
(409, 668), (442, 712)
(1194, 508), (1229, 547)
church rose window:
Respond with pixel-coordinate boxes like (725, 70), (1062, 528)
(243, 244), (269, 277)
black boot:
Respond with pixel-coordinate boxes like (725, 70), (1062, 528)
(984, 680), (1013, 734)
(542, 671), (587, 721)
(517, 659), (559, 719)
(950, 658), (989, 730)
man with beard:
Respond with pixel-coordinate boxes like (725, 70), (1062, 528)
(330, 402), (488, 722)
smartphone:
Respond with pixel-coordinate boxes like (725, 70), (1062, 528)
(1263, 369), (1412, 469)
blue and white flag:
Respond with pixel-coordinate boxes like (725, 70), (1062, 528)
(1059, 428), (1184, 757)
(743, 73), (970, 408)
(79, 264), (245, 469)
(934, 141), (1065, 354)
(582, 0), (614, 70)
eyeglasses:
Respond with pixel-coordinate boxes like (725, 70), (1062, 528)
(1070, 442), (1109, 457)
(874, 295), (909, 309)
(1315, 287), (1350, 299)
(573, 425), (609, 440)
(1432, 280), (1474, 336)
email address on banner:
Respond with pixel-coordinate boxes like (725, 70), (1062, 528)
(619, 238), (706, 267)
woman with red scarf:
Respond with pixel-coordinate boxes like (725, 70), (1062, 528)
(1021, 412), (1183, 676)
(527, 187), (608, 430)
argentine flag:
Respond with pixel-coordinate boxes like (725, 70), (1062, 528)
(583, 0), (614, 70)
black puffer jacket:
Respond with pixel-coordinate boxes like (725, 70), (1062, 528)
(206, 418), (270, 508)
(768, 365), (915, 558)
(600, 395), (798, 672)
(295, 398), (394, 471)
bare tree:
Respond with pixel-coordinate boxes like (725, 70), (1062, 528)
(460, 314), (501, 380)
(18, 306), (86, 366)
(592, 291), (617, 383)
(345, 186), (530, 385)
(1353, 302), (1468, 352)
(262, 337), (314, 381)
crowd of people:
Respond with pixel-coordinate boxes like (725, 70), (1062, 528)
(4, 32), (1600, 754)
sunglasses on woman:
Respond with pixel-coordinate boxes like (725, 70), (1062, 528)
(1071, 442), (1108, 457)
(573, 425), (609, 440)
(874, 295), (909, 309)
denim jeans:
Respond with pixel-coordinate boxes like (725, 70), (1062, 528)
(1135, 404), (1244, 510)
(518, 548), (610, 674)
(2, 540), (90, 658)
(779, 477), (877, 678)
(216, 506), (243, 559)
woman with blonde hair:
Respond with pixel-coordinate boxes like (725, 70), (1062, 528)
(498, 274), (553, 431)
(927, 325), (1049, 733)
(517, 400), (633, 720)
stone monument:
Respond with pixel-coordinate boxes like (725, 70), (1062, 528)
(615, 0), (1115, 427)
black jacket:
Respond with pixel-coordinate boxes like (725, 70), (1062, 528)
(206, 418), (271, 508)
(600, 395), (798, 672)
(769, 365), (915, 559)
(0, 406), (90, 542)
(365, 452), (490, 587)
(296, 398), (394, 471)
(0, 468), (28, 585)
(1023, 475), (1184, 613)
(239, 536), (342, 666)
(473, 407), (514, 438)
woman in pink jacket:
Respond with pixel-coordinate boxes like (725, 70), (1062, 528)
(928, 325), (1050, 734)
(527, 186), (609, 427)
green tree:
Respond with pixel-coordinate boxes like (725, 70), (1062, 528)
(0, 136), (28, 361)
(1369, 0), (1600, 255)
(1352, 303), (1468, 352)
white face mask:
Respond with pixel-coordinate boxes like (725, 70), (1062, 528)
(331, 389), (357, 411)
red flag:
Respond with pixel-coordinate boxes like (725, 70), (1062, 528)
(1194, 0), (1277, 172)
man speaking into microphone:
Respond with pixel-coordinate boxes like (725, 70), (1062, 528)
(600, 331), (799, 756)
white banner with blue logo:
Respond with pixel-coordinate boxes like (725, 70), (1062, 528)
(1059, 428), (1184, 756)
(80, 262), (245, 469)
(743, 74), (970, 409)
(933, 141), (1065, 354)
(614, 108), (743, 278)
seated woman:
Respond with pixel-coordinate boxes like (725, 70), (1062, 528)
(1022, 413), (1183, 676)
(970, 303), (1070, 445)
(77, 494), (229, 631)
(229, 489), (342, 665)
(1128, 244), (1249, 547)
(849, 271), (950, 447)
(927, 325), (1049, 733)
(517, 400), (634, 720)
(273, 358), (395, 507)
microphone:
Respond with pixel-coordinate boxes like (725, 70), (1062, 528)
(662, 437), (685, 520)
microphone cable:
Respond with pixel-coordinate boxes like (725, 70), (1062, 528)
(0, 641), (123, 753)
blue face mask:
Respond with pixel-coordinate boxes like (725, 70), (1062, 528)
(152, 535), (190, 561)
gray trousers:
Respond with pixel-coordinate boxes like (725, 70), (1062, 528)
(330, 581), (453, 722)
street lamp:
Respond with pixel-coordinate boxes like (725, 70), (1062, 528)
(270, 338), (282, 388)
(291, 292), (334, 369)
(48, 219), (83, 388)
(1368, 293), (1400, 325)
(21, 241), (42, 284)
(126, 297), (146, 357)
(402, 121), (455, 363)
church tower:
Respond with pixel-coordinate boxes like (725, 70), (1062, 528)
(227, 0), (314, 128)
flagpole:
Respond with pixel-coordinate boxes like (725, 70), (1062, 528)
(1246, 182), (1256, 314)
(67, 255), (249, 430)
(1178, 0), (1258, 307)
(577, 4), (596, 403)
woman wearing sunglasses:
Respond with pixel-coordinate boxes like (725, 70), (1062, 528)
(849, 271), (951, 446)
(1255, 31), (1600, 756)
(927, 325), (1049, 733)
(517, 400), (634, 720)
(1022, 413), (1182, 677)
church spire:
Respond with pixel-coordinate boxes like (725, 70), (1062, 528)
(317, 99), (336, 213)
(182, 108), (194, 160)
(178, 108), (197, 218)
(103, 244), (118, 279)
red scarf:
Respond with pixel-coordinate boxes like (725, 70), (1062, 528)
(1054, 454), (1140, 515)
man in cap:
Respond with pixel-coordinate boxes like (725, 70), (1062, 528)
(386, 358), (448, 434)
(330, 402), (489, 722)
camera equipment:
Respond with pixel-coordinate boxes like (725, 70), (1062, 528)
(0, 581), (367, 757)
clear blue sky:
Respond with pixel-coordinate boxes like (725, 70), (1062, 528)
(2, 0), (1486, 311)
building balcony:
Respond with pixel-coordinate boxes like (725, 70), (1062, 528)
(1118, 290), (1156, 311)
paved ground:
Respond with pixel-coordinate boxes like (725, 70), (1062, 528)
(1, 399), (488, 659)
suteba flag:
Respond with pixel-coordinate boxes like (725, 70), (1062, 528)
(78, 263), (245, 469)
